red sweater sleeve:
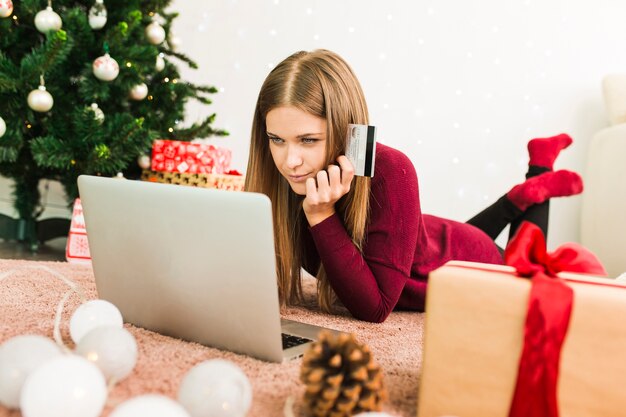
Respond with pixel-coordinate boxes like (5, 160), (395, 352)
(309, 145), (420, 323)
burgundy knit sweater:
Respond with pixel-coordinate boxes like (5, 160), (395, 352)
(305, 143), (503, 322)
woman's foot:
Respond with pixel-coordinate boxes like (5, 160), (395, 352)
(507, 170), (583, 211)
(528, 133), (573, 170)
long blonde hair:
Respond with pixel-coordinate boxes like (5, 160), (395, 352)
(245, 49), (371, 312)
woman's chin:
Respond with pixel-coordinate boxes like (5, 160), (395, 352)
(288, 181), (307, 195)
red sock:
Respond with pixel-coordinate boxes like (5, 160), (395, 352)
(507, 170), (583, 211)
(527, 133), (573, 170)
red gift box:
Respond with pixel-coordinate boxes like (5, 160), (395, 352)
(65, 198), (91, 264)
(151, 139), (232, 174)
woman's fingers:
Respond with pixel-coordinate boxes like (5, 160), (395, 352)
(305, 157), (355, 206)
(336, 155), (355, 191)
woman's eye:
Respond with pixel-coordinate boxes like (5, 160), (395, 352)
(301, 138), (317, 144)
(269, 136), (283, 144)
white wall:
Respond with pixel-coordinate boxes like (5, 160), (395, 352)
(169, 0), (625, 249)
(2, 0), (623, 249)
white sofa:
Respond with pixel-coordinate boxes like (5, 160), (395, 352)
(580, 75), (626, 277)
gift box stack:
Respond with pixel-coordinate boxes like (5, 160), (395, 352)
(144, 139), (244, 191)
(417, 223), (626, 417)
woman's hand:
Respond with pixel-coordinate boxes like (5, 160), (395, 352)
(303, 155), (355, 226)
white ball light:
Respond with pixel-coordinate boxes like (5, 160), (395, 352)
(75, 326), (137, 382)
(137, 154), (151, 169)
(0, 335), (61, 409)
(0, 0), (13, 18)
(129, 83), (148, 100)
(27, 86), (54, 112)
(110, 394), (191, 417)
(155, 54), (165, 72)
(69, 299), (123, 344)
(145, 21), (166, 45)
(177, 359), (252, 417)
(20, 355), (107, 417)
(0, 115), (6, 137)
(92, 53), (120, 82)
(34, 6), (63, 33)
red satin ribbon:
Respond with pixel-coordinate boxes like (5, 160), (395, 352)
(504, 222), (607, 417)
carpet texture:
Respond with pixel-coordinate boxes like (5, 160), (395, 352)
(0, 259), (424, 416)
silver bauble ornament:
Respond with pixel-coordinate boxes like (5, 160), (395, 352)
(0, 0), (13, 18)
(155, 54), (165, 72)
(137, 154), (150, 170)
(34, 6), (63, 33)
(27, 86), (54, 112)
(89, 103), (105, 124)
(0, 116), (6, 137)
(93, 53), (119, 81)
(129, 83), (148, 101)
(145, 21), (166, 45)
(88, 0), (107, 30)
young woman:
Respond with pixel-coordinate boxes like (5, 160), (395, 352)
(245, 49), (583, 323)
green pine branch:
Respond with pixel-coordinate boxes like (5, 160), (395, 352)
(20, 30), (73, 84)
(173, 113), (229, 141)
(0, 51), (19, 93)
(163, 49), (198, 69)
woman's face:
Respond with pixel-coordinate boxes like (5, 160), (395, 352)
(266, 106), (328, 195)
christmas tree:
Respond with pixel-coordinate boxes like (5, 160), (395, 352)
(0, 0), (226, 248)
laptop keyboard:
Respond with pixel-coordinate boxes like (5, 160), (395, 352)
(282, 333), (313, 349)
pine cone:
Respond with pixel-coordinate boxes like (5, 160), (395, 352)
(300, 331), (387, 417)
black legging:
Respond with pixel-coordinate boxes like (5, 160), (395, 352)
(466, 165), (550, 247)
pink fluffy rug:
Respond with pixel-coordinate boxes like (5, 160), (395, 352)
(0, 259), (424, 416)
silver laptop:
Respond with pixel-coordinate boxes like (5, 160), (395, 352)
(77, 175), (340, 362)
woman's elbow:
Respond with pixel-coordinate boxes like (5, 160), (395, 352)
(351, 307), (391, 323)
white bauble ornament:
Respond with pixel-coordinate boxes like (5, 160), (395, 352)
(0, 335), (61, 409)
(20, 355), (107, 417)
(27, 85), (54, 112)
(0, 116), (5, 137)
(88, 0), (107, 30)
(169, 33), (182, 50)
(110, 394), (190, 417)
(89, 103), (104, 124)
(34, 6), (63, 33)
(92, 53), (119, 81)
(0, 0), (13, 18)
(145, 21), (166, 45)
(69, 299), (123, 344)
(155, 53), (165, 72)
(129, 83), (148, 100)
(137, 154), (151, 169)
(178, 359), (252, 417)
(76, 326), (137, 382)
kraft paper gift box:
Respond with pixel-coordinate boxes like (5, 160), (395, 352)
(417, 260), (626, 417)
(141, 169), (245, 191)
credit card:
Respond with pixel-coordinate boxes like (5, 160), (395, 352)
(345, 124), (376, 177)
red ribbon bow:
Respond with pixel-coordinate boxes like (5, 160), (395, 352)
(504, 222), (606, 417)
